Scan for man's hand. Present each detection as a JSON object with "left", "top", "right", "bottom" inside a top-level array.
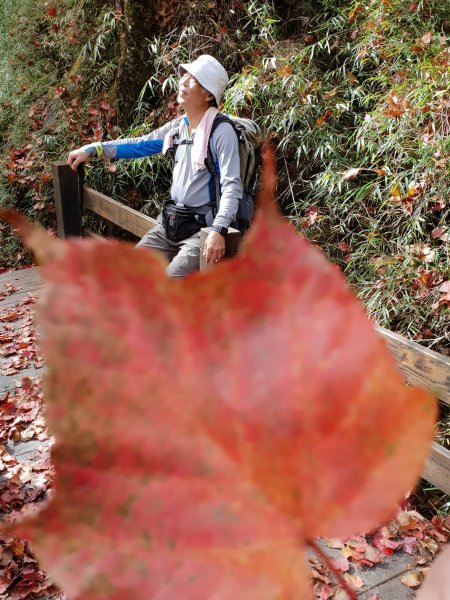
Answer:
[
  {"left": 204, "top": 231, "right": 226, "bottom": 264},
  {"left": 67, "top": 149, "right": 90, "bottom": 172}
]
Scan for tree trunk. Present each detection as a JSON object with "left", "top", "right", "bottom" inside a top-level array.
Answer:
[{"left": 113, "top": 0, "right": 158, "bottom": 127}]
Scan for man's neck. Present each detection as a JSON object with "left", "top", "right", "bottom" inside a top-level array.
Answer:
[{"left": 184, "top": 106, "right": 210, "bottom": 133}]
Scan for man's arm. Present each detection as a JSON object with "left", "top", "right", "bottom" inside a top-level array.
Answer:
[
  {"left": 210, "top": 122, "right": 242, "bottom": 230},
  {"left": 67, "top": 119, "right": 178, "bottom": 171},
  {"left": 203, "top": 122, "right": 242, "bottom": 264}
]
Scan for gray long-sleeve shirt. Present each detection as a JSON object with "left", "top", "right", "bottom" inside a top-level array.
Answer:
[{"left": 82, "top": 115, "right": 243, "bottom": 229}]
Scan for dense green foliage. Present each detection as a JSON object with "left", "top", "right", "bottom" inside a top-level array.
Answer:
[{"left": 1, "top": 0, "right": 450, "bottom": 352}]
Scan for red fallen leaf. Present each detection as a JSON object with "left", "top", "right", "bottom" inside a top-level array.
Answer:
[
  {"left": 431, "top": 226, "right": 448, "bottom": 241},
  {"left": 373, "top": 536, "right": 402, "bottom": 555},
  {"left": 277, "top": 64, "right": 293, "bottom": 77},
  {"left": 318, "top": 584, "right": 333, "bottom": 599},
  {"left": 343, "top": 573, "right": 364, "bottom": 590},
  {"left": 46, "top": 6, "right": 57, "bottom": 17},
  {"left": 363, "top": 544, "right": 382, "bottom": 565},
  {"left": 324, "top": 538, "right": 343, "bottom": 549},
  {"left": 421, "top": 31, "right": 432, "bottom": 47},
  {"left": 432, "top": 280, "right": 450, "bottom": 311},
  {"left": 348, "top": 3, "right": 362, "bottom": 22},
  {"left": 338, "top": 241, "right": 351, "bottom": 253},
  {"left": 397, "top": 509, "right": 420, "bottom": 530},
  {"left": 0, "top": 149, "right": 436, "bottom": 598},
  {"left": 343, "top": 168, "right": 361, "bottom": 180},
  {"left": 10, "top": 539, "right": 25, "bottom": 557},
  {"left": 331, "top": 556, "right": 349, "bottom": 572},
  {"left": 37, "top": 175, "right": 51, "bottom": 188},
  {"left": 1, "top": 312, "right": 20, "bottom": 322},
  {"left": 302, "top": 207, "right": 319, "bottom": 228},
  {"left": 431, "top": 199, "right": 446, "bottom": 211},
  {"left": 66, "top": 31, "right": 78, "bottom": 44},
  {"left": 316, "top": 110, "right": 333, "bottom": 127},
  {"left": 342, "top": 537, "right": 369, "bottom": 562},
  {"left": 401, "top": 536, "right": 417, "bottom": 554}
]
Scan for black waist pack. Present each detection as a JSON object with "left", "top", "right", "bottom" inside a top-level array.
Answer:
[{"left": 162, "top": 202, "right": 205, "bottom": 243}]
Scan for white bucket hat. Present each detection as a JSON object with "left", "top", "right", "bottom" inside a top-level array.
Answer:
[{"left": 179, "top": 55, "right": 229, "bottom": 106}]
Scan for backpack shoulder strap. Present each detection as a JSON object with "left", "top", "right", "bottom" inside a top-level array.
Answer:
[
  {"left": 205, "top": 114, "right": 240, "bottom": 175},
  {"left": 165, "top": 116, "right": 187, "bottom": 158}
]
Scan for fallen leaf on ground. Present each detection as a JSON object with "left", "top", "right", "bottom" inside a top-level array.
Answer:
[{"left": 401, "top": 569, "right": 424, "bottom": 588}]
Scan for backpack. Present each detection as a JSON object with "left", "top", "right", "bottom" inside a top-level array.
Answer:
[
  {"left": 205, "top": 114, "right": 262, "bottom": 232},
  {"left": 170, "top": 113, "right": 262, "bottom": 232}
]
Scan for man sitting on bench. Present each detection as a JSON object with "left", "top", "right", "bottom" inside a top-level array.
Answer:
[{"left": 67, "top": 54, "right": 242, "bottom": 276}]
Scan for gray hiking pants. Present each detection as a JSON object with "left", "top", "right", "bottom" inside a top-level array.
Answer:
[{"left": 136, "top": 216, "right": 200, "bottom": 277}]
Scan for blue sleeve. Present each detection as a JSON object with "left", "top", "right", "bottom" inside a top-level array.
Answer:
[
  {"left": 81, "top": 120, "right": 176, "bottom": 160},
  {"left": 112, "top": 138, "right": 164, "bottom": 159}
]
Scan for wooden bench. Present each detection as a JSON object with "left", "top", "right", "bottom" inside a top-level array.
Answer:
[{"left": 52, "top": 161, "right": 450, "bottom": 496}]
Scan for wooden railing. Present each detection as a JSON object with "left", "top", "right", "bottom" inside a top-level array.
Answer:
[
  {"left": 52, "top": 162, "right": 241, "bottom": 270},
  {"left": 52, "top": 161, "right": 450, "bottom": 496}
]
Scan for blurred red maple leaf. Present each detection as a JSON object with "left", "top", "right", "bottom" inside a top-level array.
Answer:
[
  {"left": 0, "top": 148, "right": 436, "bottom": 599},
  {"left": 416, "top": 545, "right": 450, "bottom": 599}
]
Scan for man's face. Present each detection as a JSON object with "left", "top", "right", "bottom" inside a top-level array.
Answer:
[{"left": 177, "top": 70, "right": 212, "bottom": 110}]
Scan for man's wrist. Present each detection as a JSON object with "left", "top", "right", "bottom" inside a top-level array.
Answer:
[{"left": 211, "top": 225, "right": 228, "bottom": 237}]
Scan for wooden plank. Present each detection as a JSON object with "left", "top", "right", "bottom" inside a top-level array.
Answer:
[
  {"left": 0, "top": 288, "right": 42, "bottom": 307},
  {"left": 358, "top": 574, "right": 413, "bottom": 600},
  {"left": 0, "top": 267, "right": 40, "bottom": 284},
  {"left": 0, "top": 274, "right": 42, "bottom": 292},
  {"left": 0, "top": 270, "right": 42, "bottom": 304},
  {"left": 84, "top": 187, "right": 157, "bottom": 238},
  {"left": 377, "top": 326, "right": 450, "bottom": 407},
  {"left": 423, "top": 442, "right": 450, "bottom": 496},
  {"left": 84, "top": 228, "right": 105, "bottom": 240},
  {"left": 52, "top": 162, "right": 83, "bottom": 238}
]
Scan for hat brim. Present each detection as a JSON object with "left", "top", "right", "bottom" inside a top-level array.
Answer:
[{"left": 179, "top": 64, "right": 191, "bottom": 77}]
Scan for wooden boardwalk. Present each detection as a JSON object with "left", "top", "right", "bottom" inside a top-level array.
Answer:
[{"left": 1, "top": 266, "right": 445, "bottom": 599}]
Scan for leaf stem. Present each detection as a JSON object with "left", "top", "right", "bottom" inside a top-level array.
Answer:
[{"left": 309, "top": 539, "right": 357, "bottom": 600}]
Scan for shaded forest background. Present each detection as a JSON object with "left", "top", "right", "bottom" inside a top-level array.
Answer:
[{"left": 1, "top": 0, "right": 450, "bottom": 351}]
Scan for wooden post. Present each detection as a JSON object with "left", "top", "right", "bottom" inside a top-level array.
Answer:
[
  {"left": 199, "top": 227, "right": 242, "bottom": 271},
  {"left": 52, "top": 162, "right": 84, "bottom": 238}
]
